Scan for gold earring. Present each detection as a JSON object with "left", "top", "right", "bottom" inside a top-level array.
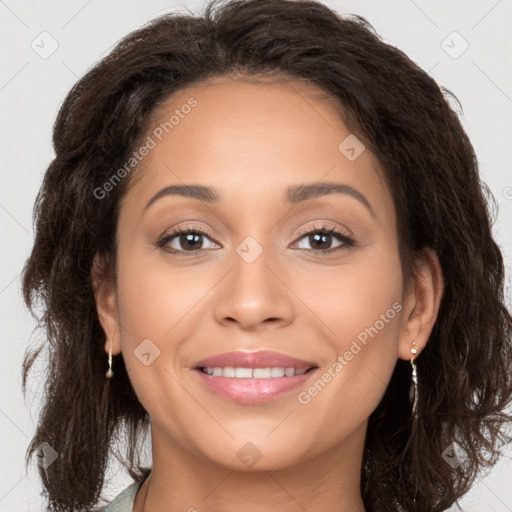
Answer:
[
  {"left": 409, "top": 340, "right": 419, "bottom": 419},
  {"left": 106, "top": 329, "right": 115, "bottom": 379}
]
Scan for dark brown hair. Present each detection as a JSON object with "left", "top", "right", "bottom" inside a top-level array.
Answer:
[{"left": 22, "top": 0, "right": 512, "bottom": 510}]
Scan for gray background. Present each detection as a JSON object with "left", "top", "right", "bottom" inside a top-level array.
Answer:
[{"left": 1, "top": 0, "right": 511, "bottom": 510}]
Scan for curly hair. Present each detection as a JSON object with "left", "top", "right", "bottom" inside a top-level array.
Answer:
[{"left": 21, "top": 0, "right": 512, "bottom": 510}]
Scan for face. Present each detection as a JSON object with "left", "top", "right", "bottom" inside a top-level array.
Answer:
[{"left": 102, "top": 77, "right": 410, "bottom": 470}]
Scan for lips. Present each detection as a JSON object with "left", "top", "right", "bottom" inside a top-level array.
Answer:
[
  {"left": 194, "top": 350, "right": 317, "bottom": 371},
  {"left": 191, "top": 350, "right": 319, "bottom": 404}
]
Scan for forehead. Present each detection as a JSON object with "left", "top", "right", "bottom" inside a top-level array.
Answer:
[{"left": 121, "top": 77, "right": 393, "bottom": 220}]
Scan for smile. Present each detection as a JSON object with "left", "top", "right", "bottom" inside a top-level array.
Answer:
[{"left": 199, "top": 366, "right": 310, "bottom": 378}]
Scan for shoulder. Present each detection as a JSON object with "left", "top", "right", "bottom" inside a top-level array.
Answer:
[{"left": 98, "top": 482, "right": 139, "bottom": 512}]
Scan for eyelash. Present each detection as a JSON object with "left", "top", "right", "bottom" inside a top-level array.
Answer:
[{"left": 156, "top": 224, "right": 355, "bottom": 256}]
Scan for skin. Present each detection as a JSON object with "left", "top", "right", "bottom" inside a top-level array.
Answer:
[{"left": 93, "top": 76, "right": 443, "bottom": 512}]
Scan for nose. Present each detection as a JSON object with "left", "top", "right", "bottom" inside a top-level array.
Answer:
[{"left": 213, "top": 243, "right": 295, "bottom": 331}]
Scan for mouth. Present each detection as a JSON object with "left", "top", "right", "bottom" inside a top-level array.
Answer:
[
  {"left": 193, "top": 349, "right": 317, "bottom": 372},
  {"left": 196, "top": 366, "right": 317, "bottom": 378},
  {"left": 191, "top": 350, "right": 319, "bottom": 404}
]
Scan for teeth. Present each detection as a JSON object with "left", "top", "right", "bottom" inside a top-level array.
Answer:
[
  {"left": 201, "top": 366, "right": 309, "bottom": 378},
  {"left": 235, "top": 367, "right": 253, "bottom": 378}
]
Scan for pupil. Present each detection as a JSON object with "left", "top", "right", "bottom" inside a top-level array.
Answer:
[
  {"left": 311, "top": 233, "right": 331, "bottom": 250},
  {"left": 181, "top": 233, "right": 202, "bottom": 250}
]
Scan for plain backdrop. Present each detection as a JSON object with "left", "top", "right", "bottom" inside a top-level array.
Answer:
[{"left": 1, "top": 0, "right": 511, "bottom": 510}]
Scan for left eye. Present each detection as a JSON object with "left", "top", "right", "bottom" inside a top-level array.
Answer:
[{"left": 293, "top": 227, "right": 353, "bottom": 252}]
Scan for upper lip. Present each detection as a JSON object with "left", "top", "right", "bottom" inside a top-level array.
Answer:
[{"left": 194, "top": 350, "right": 317, "bottom": 370}]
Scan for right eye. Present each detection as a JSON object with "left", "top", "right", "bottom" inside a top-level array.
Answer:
[{"left": 156, "top": 227, "right": 221, "bottom": 255}]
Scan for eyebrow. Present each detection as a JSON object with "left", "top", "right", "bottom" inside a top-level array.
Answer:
[
  {"left": 143, "top": 182, "right": 374, "bottom": 217},
  {"left": 143, "top": 185, "right": 218, "bottom": 212},
  {"left": 286, "top": 182, "right": 375, "bottom": 217}
]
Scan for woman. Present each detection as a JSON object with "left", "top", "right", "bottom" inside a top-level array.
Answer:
[{"left": 21, "top": 0, "right": 512, "bottom": 511}]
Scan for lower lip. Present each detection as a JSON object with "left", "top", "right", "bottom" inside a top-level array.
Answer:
[{"left": 193, "top": 368, "right": 318, "bottom": 404}]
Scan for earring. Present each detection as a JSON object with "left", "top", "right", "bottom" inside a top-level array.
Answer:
[
  {"left": 409, "top": 340, "right": 419, "bottom": 419},
  {"left": 106, "top": 331, "right": 114, "bottom": 379}
]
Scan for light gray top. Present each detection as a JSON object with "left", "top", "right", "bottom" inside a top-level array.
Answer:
[{"left": 99, "top": 482, "right": 139, "bottom": 512}]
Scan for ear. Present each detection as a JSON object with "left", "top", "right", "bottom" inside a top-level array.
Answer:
[
  {"left": 397, "top": 247, "right": 444, "bottom": 361},
  {"left": 91, "top": 252, "right": 122, "bottom": 356}
]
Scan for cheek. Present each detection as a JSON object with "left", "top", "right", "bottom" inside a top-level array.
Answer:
[
  {"left": 295, "top": 240, "right": 403, "bottom": 348},
  {"left": 116, "top": 248, "right": 214, "bottom": 339},
  {"left": 293, "top": 242, "right": 403, "bottom": 414},
  {"left": 114, "top": 246, "right": 220, "bottom": 400},
  {"left": 113, "top": 251, "right": 199, "bottom": 425}
]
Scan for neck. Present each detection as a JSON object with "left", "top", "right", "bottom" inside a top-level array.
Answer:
[{"left": 134, "top": 421, "right": 367, "bottom": 512}]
